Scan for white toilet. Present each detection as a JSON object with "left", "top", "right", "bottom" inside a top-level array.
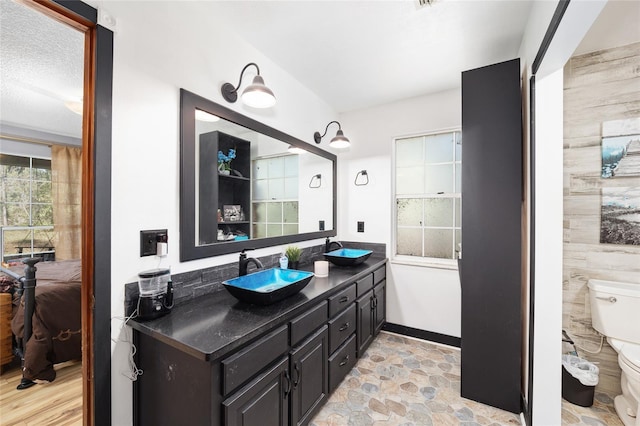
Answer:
[{"left": 588, "top": 279, "right": 640, "bottom": 426}]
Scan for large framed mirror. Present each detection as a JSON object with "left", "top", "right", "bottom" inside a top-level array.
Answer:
[{"left": 180, "top": 89, "right": 337, "bottom": 261}]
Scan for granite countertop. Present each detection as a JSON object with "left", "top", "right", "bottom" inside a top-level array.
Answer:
[{"left": 129, "top": 255, "right": 387, "bottom": 362}]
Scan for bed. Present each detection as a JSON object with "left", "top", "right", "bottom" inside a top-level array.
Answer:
[{"left": 0, "top": 258, "right": 81, "bottom": 389}]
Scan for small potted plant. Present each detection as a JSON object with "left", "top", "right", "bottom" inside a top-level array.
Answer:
[{"left": 285, "top": 245, "right": 302, "bottom": 270}]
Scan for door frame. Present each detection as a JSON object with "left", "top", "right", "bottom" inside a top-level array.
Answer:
[{"left": 25, "top": 1, "right": 113, "bottom": 425}]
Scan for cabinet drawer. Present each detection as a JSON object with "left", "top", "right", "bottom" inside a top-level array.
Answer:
[
  {"left": 290, "top": 301, "right": 328, "bottom": 347},
  {"left": 328, "top": 334, "right": 357, "bottom": 393},
  {"left": 373, "top": 266, "right": 386, "bottom": 285},
  {"left": 356, "top": 274, "right": 374, "bottom": 296},
  {"left": 328, "top": 284, "right": 356, "bottom": 317},
  {"left": 328, "top": 304, "right": 356, "bottom": 354},
  {"left": 221, "top": 325, "right": 289, "bottom": 396}
]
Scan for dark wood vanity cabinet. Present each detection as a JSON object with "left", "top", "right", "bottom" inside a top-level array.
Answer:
[
  {"left": 290, "top": 326, "right": 329, "bottom": 426},
  {"left": 134, "top": 263, "right": 386, "bottom": 426},
  {"left": 356, "top": 269, "right": 386, "bottom": 356},
  {"left": 223, "top": 356, "right": 290, "bottom": 426}
]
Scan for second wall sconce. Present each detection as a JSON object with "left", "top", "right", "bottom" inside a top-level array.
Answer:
[
  {"left": 221, "top": 62, "right": 276, "bottom": 109},
  {"left": 314, "top": 121, "right": 351, "bottom": 149}
]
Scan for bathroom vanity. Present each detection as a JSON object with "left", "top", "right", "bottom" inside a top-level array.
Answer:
[{"left": 129, "top": 258, "right": 386, "bottom": 426}]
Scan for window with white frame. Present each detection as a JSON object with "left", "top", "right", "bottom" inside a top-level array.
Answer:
[{"left": 394, "top": 130, "right": 461, "bottom": 262}]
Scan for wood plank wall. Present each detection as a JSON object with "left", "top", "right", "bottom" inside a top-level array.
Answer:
[{"left": 563, "top": 41, "right": 640, "bottom": 396}]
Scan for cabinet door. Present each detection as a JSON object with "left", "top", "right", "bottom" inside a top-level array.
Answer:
[
  {"left": 373, "top": 280, "right": 386, "bottom": 335},
  {"left": 223, "top": 356, "right": 289, "bottom": 426},
  {"left": 290, "top": 326, "right": 328, "bottom": 426},
  {"left": 356, "top": 291, "right": 374, "bottom": 356}
]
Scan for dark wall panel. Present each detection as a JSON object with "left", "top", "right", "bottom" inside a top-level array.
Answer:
[{"left": 460, "top": 58, "right": 523, "bottom": 414}]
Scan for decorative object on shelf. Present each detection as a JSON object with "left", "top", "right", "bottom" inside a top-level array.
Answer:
[
  {"left": 218, "top": 148, "right": 236, "bottom": 174},
  {"left": 309, "top": 174, "right": 321, "bottom": 189},
  {"left": 223, "top": 205, "right": 242, "bottom": 222},
  {"left": 314, "top": 120, "right": 351, "bottom": 149},
  {"left": 285, "top": 245, "right": 302, "bottom": 270},
  {"left": 220, "top": 62, "right": 276, "bottom": 109},
  {"left": 217, "top": 209, "right": 223, "bottom": 223},
  {"left": 354, "top": 170, "right": 369, "bottom": 186}
]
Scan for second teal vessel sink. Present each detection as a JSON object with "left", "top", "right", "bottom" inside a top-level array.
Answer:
[
  {"left": 324, "top": 248, "right": 373, "bottom": 266},
  {"left": 222, "top": 268, "right": 314, "bottom": 305}
]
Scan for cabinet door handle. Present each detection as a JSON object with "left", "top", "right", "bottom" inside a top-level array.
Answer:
[
  {"left": 339, "top": 296, "right": 349, "bottom": 303},
  {"left": 339, "top": 322, "right": 350, "bottom": 332},
  {"left": 339, "top": 355, "right": 350, "bottom": 367},
  {"left": 293, "top": 363, "right": 300, "bottom": 388},
  {"left": 283, "top": 370, "right": 291, "bottom": 396}
]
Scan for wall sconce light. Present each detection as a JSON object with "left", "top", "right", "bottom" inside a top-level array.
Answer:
[
  {"left": 309, "top": 174, "right": 321, "bottom": 188},
  {"left": 354, "top": 170, "right": 369, "bottom": 186},
  {"left": 221, "top": 62, "right": 276, "bottom": 108},
  {"left": 314, "top": 121, "right": 350, "bottom": 149}
]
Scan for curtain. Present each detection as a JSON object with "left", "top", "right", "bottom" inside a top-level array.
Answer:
[{"left": 51, "top": 145, "right": 82, "bottom": 260}]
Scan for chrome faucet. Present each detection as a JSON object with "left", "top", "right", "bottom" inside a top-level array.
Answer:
[
  {"left": 325, "top": 237, "right": 343, "bottom": 253},
  {"left": 239, "top": 249, "right": 264, "bottom": 276}
]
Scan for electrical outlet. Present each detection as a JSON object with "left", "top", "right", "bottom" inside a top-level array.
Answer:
[
  {"left": 319, "top": 220, "right": 325, "bottom": 231},
  {"left": 140, "top": 229, "right": 168, "bottom": 257},
  {"left": 357, "top": 221, "right": 365, "bottom": 232}
]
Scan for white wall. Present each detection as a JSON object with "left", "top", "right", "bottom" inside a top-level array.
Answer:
[
  {"left": 339, "top": 89, "right": 461, "bottom": 337},
  {"left": 99, "top": 2, "right": 338, "bottom": 424}
]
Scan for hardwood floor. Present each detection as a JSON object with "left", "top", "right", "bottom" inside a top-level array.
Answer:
[{"left": 0, "top": 360, "right": 82, "bottom": 425}]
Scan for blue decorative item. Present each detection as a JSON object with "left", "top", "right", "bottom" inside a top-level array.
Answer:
[{"left": 217, "top": 148, "right": 236, "bottom": 173}]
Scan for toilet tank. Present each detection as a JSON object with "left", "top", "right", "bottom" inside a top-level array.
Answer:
[{"left": 588, "top": 279, "right": 640, "bottom": 344}]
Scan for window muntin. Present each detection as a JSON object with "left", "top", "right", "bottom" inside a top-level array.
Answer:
[{"left": 395, "top": 130, "right": 461, "bottom": 262}]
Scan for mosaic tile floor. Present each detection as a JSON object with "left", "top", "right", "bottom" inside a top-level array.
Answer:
[
  {"left": 561, "top": 393, "right": 624, "bottom": 426},
  {"left": 311, "top": 332, "right": 623, "bottom": 426}
]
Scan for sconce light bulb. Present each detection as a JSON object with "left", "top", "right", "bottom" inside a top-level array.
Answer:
[{"left": 241, "top": 75, "right": 276, "bottom": 108}]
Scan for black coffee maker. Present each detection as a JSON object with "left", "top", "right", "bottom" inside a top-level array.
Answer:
[{"left": 137, "top": 268, "right": 173, "bottom": 321}]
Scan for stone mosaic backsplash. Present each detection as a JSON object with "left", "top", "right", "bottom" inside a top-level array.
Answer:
[{"left": 124, "top": 241, "right": 385, "bottom": 315}]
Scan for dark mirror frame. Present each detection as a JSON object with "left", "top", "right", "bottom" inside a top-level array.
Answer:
[{"left": 180, "top": 88, "right": 337, "bottom": 261}]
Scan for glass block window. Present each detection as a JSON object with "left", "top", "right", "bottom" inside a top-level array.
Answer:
[
  {"left": 0, "top": 154, "right": 54, "bottom": 262},
  {"left": 252, "top": 155, "right": 299, "bottom": 238},
  {"left": 395, "top": 130, "right": 461, "bottom": 261}
]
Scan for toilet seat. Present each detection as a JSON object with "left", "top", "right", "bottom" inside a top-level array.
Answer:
[{"left": 620, "top": 344, "right": 640, "bottom": 374}]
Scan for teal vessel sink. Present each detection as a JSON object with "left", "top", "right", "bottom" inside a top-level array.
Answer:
[
  {"left": 324, "top": 248, "right": 373, "bottom": 266},
  {"left": 222, "top": 268, "right": 314, "bottom": 305}
]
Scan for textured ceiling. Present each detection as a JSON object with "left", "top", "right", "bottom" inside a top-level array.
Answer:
[{"left": 0, "top": 0, "right": 84, "bottom": 139}]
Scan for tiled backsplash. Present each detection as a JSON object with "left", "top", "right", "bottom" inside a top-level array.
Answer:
[{"left": 124, "top": 241, "right": 385, "bottom": 316}]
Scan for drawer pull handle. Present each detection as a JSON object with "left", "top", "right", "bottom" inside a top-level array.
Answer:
[
  {"left": 339, "top": 322, "right": 350, "bottom": 331},
  {"left": 339, "top": 296, "right": 349, "bottom": 303},
  {"left": 596, "top": 296, "right": 617, "bottom": 303},
  {"left": 339, "top": 355, "right": 350, "bottom": 367}
]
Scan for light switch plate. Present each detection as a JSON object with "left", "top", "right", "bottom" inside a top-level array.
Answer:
[{"left": 357, "top": 221, "right": 364, "bottom": 232}]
